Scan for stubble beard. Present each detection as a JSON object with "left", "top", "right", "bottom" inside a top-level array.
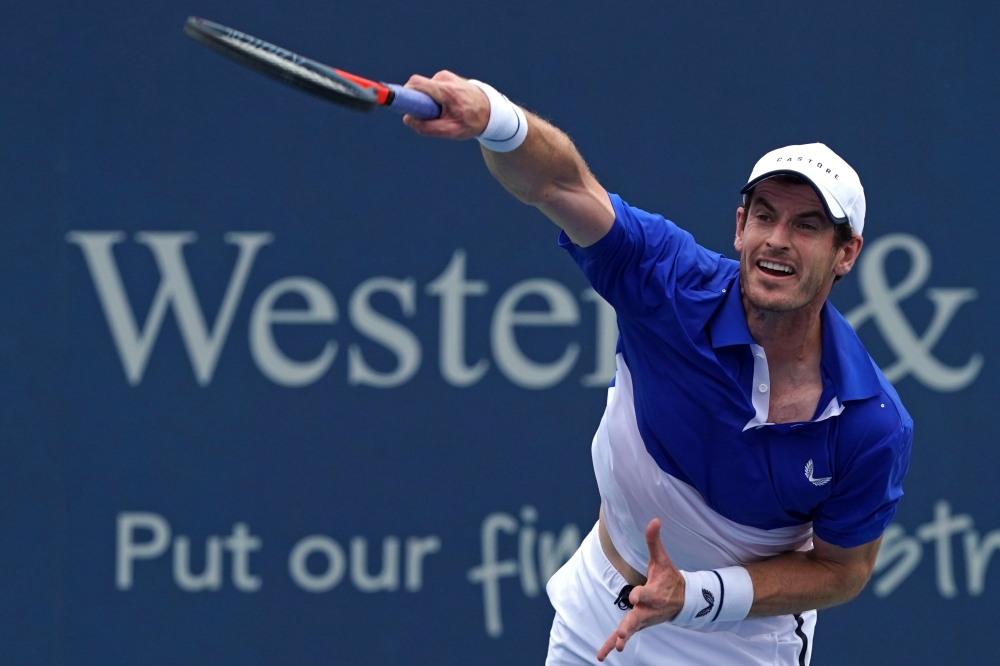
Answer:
[{"left": 738, "top": 252, "right": 831, "bottom": 314}]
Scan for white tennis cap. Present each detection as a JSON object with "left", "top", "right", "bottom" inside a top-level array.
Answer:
[{"left": 741, "top": 143, "right": 866, "bottom": 236}]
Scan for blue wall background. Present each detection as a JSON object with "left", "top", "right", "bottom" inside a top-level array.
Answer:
[{"left": 2, "top": 1, "right": 998, "bottom": 663}]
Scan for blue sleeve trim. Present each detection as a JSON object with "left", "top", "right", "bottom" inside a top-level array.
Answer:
[
  {"left": 813, "top": 514, "right": 897, "bottom": 549},
  {"left": 557, "top": 193, "right": 627, "bottom": 258},
  {"left": 812, "top": 419, "right": 913, "bottom": 549}
]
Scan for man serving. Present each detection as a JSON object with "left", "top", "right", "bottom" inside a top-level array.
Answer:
[{"left": 402, "top": 72, "right": 912, "bottom": 666}]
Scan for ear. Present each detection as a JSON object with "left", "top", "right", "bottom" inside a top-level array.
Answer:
[
  {"left": 834, "top": 233, "right": 864, "bottom": 278},
  {"left": 734, "top": 206, "right": 747, "bottom": 254}
]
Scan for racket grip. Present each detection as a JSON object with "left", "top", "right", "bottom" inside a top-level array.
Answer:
[{"left": 386, "top": 84, "right": 442, "bottom": 120}]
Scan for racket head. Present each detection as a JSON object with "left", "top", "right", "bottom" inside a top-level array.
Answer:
[{"left": 184, "top": 17, "right": 378, "bottom": 112}]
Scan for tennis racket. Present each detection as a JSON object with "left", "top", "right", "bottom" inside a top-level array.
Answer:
[{"left": 183, "top": 17, "right": 442, "bottom": 120}]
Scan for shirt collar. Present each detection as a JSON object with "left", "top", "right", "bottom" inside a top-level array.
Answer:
[
  {"left": 819, "top": 299, "right": 882, "bottom": 402},
  {"left": 709, "top": 278, "right": 881, "bottom": 403},
  {"left": 708, "top": 278, "right": 754, "bottom": 348}
]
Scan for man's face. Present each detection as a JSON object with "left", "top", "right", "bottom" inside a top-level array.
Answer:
[{"left": 735, "top": 179, "right": 861, "bottom": 313}]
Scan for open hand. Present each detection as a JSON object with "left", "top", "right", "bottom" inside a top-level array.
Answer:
[
  {"left": 401, "top": 71, "right": 490, "bottom": 140},
  {"left": 597, "top": 518, "right": 686, "bottom": 661}
]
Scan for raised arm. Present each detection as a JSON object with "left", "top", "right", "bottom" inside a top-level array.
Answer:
[{"left": 401, "top": 71, "right": 614, "bottom": 247}]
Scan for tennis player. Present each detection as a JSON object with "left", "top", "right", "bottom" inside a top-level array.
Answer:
[{"left": 402, "top": 72, "right": 912, "bottom": 666}]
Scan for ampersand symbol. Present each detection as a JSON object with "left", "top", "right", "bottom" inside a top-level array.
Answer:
[{"left": 845, "top": 233, "right": 982, "bottom": 392}]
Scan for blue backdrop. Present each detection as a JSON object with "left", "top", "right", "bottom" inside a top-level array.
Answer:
[{"left": 2, "top": 1, "right": 998, "bottom": 663}]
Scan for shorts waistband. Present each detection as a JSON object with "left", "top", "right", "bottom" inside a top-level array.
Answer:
[{"left": 580, "top": 521, "right": 633, "bottom": 599}]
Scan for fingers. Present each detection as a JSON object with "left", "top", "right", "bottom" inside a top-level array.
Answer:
[
  {"left": 597, "top": 608, "right": 648, "bottom": 661},
  {"left": 644, "top": 518, "right": 673, "bottom": 568},
  {"left": 596, "top": 629, "right": 618, "bottom": 662},
  {"left": 629, "top": 583, "right": 645, "bottom": 608},
  {"left": 644, "top": 517, "right": 662, "bottom": 545},
  {"left": 400, "top": 70, "right": 490, "bottom": 139},
  {"left": 431, "top": 69, "right": 461, "bottom": 82},
  {"left": 404, "top": 74, "right": 445, "bottom": 101},
  {"left": 402, "top": 114, "right": 430, "bottom": 135},
  {"left": 403, "top": 114, "right": 467, "bottom": 138},
  {"left": 404, "top": 71, "right": 460, "bottom": 98},
  {"left": 402, "top": 114, "right": 429, "bottom": 134},
  {"left": 595, "top": 528, "right": 685, "bottom": 664},
  {"left": 596, "top": 621, "right": 631, "bottom": 661}
]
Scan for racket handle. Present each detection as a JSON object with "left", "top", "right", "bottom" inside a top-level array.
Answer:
[{"left": 386, "top": 84, "right": 442, "bottom": 120}]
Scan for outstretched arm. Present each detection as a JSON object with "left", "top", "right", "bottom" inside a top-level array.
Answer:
[
  {"left": 402, "top": 71, "right": 614, "bottom": 247},
  {"left": 598, "top": 519, "right": 881, "bottom": 661}
]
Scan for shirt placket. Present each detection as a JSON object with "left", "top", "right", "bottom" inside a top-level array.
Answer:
[{"left": 743, "top": 343, "right": 771, "bottom": 431}]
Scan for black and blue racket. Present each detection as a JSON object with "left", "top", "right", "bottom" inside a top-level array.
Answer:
[{"left": 183, "top": 17, "right": 442, "bottom": 120}]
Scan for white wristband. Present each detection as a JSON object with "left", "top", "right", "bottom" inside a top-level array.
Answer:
[
  {"left": 670, "top": 566, "right": 754, "bottom": 626},
  {"left": 467, "top": 80, "right": 528, "bottom": 152}
]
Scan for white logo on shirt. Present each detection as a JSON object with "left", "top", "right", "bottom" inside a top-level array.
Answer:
[{"left": 805, "top": 459, "right": 832, "bottom": 486}]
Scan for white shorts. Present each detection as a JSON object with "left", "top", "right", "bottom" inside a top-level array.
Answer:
[{"left": 544, "top": 523, "right": 815, "bottom": 666}]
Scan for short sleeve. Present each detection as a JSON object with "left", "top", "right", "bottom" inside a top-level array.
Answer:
[
  {"left": 812, "top": 420, "right": 913, "bottom": 549},
  {"left": 559, "top": 193, "right": 729, "bottom": 316}
]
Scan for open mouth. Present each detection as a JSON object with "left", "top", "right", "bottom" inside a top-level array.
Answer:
[{"left": 756, "top": 260, "right": 796, "bottom": 278}]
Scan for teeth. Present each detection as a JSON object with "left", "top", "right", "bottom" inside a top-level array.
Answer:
[{"left": 758, "top": 260, "right": 793, "bottom": 274}]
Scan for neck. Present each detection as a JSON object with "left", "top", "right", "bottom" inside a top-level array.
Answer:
[{"left": 742, "top": 293, "right": 826, "bottom": 369}]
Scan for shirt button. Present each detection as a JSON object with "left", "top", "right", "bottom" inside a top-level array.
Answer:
[{"left": 758, "top": 383, "right": 768, "bottom": 392}]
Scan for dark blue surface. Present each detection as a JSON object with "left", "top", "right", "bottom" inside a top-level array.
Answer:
[{"left": 1, "top": 1, "right": 998, "bottom": 664}]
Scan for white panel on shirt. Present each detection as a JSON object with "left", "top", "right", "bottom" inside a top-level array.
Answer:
[{"left": 593, "top": 353, "right": 815, "bottom": 577}]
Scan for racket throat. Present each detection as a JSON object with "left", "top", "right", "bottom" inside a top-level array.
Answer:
[{"left": 333, "top": 69, "right": 392, "bottom": 105}]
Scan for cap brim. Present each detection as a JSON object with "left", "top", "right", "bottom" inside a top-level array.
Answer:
[{"left": 740, "top": 170, "right": 849, "bottom": 226}]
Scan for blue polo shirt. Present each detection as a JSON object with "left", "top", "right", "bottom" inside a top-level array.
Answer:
[{"left": 560, "top": 194, "right": 912, "bottom": 549}]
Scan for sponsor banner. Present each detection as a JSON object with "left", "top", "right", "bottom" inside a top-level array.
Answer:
[{"left": 2, "top": 2, "right": 998, "bottom": 665}]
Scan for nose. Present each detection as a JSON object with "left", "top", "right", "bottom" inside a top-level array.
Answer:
[{"left": 765, "top": 219, "right": 792, "bottom": 250}]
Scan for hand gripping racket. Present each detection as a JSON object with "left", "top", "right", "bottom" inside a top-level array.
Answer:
[{"left": 183, "top": 17, "right": 442, "bottom": 120}]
